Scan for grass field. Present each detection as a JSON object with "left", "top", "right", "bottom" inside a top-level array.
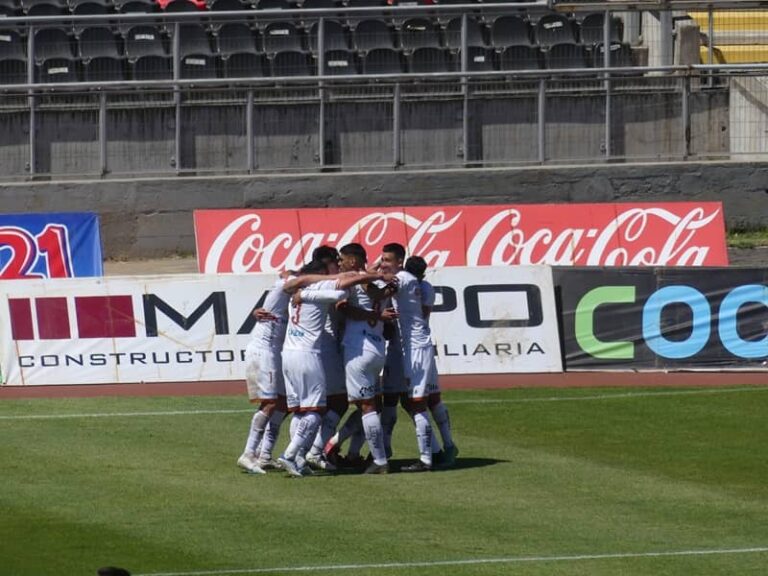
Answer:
[{"left": 2, "top": 385, "right": 767, "bottom": 576}]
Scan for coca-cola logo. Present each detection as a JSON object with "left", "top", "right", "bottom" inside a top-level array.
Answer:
[{"left": 197, "top": 203, "right": 728, "bottom": 273}]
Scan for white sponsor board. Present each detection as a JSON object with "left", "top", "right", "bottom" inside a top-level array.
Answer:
[{"left": 0, "top": 267, "right": 562, "bottom": 385}]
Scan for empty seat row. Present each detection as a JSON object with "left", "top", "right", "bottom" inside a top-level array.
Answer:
[{"left": 0, "top": 42, "right": 634, "bottom": 83}]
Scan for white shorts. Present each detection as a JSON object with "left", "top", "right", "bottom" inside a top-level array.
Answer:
[
  {"left": 282, "top": 349, "right": 326, "bottom": 411},
  {"left": 244, "top": 345, "right": 284, "bottom": 402},
  {"left": 407, "top": 345, "right": 439, "bottom": 400},
  {"left": 381, "top": 341, "right": 407, "bottom": 395},
  {"left": 344, "top": 343, "right": 385, "bottom": 402},
  {"left": 321, "top": 346, "right": 346, "bottom": 397}
]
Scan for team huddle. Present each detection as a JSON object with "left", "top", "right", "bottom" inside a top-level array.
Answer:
[{"left": 237, "top": 242, "right": 458, "bottom": 477}]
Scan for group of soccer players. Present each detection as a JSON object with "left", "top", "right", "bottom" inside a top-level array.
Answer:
[{"left": 236, "top": 242, "right": 458, "bottom": 477}]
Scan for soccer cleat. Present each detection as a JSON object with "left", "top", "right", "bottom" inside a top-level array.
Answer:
[
  {"left": 441, "top": 444, "right": 459, "bottom": 468},
  {"left": 363, "top": 461, "right": 389, "bottom": 475},
  {"left": 306, "top": 453, "right": 337, "bottom": 472},
  {"left": 278, "top": 455, "right": 304, "bottom": 478},
  {"left": 256, "top": 457, "right": 282, "bottom": 470},
  {"left": 401, "top": 460, "right": 432, "bottom": 473},
  {"left": 237, "top": 454, "right": 266, "bottom": 475}
]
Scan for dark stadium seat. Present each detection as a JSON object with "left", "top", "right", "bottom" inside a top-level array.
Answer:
[
  {"left": 301, "top": 0, "right": 335, "bottom": 9},
  {"left": 546, "top": 42, "right": 589, "bottom": 69},
  {"left": 78, "top": 27, "right": 122, "bottom": 60},
  {"left": 0, "top": 57, "right": 26, "bottom": 83},
  {"left": 132, "top": 54, "right": 172, "bottom": 78},
  {"left": 69, "top": 0, "right": 110, "bottom": 15},
  {"left": 83, "top": 55, "right": 128, "bottom": 80},
  {"left": 256, "top": 0, "right": 294, "bottom": 9},
  {"left": 322, "top": 48, "right": 357, "bottom": 75},
  {"left": 352, "top": 19, "right": 395, "bottom": 52},
  {"left": 0, "top": 30, "right": 26, "bottom": 61},
  {"left": 22, "top": 0, "right": 66, "bottom": 16},
  {"left": 399, "top": 17, "right": 441, "bottom": 51},
  {"left": 0, "top": 0, "right": 21, "bottom": 17},
  {"left": 206, "top": 0, "right": 247, "bottom": 10},
  {"left": 33, "top": 28, "right": 74, "bottom": 63},
  {"left": 271, "top": 49, "right": 313, "bottom": 76},
  {"left": 409, "top": 46, "right": 452, "bottom": 73},
  {"left": 490, "top": 15, "right": 533, "bottom": 49},
  {"left": 176, "top": 24, "right": 214, "bottom": 57},
  {"left": 180, "top": 54, "right": 218, "bottom": 77},
  {"left": 125, "top": 25, "right": 168, "bottom": 59},
  {"left": 116, "top": 0, "right": 155, "bottom": 11},
  {"left": 308, "top": 20, "right": 348, "bottom": 53},
  {"left": 362, "top": 46, "right": 401, "bottom": 74},
  {"left": 535, "top": 13, "right": 578, "bottom": 48},
  {"left": 594, "top": 41, "right": 633, "bottom": 68},
  {"left": 499, "top": 45, "right": 542, "bottom": 71},
  {"left": 37, "top": 57, "right": 78, "bottom": 82},
  {"left": 223, "top": 51, "right": 268, "bottom": 77},
  {"left": 460, "top": 46, "right": 494, "bottom": 71},
  {"left": 580, "top": 12, "right": 623, "bottom": 46},
  {"left": 216, "top": 23, "right": 259, "bottom": 56},
  {"left": 445, "top": 17, "right": 486, "bottom": 51},
  {"left": 263, "top": 21, "right": 303, "bottom": 54}
]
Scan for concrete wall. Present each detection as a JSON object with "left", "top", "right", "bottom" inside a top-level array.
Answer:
[{"left": 0, "top": 161, "right": 766, "bottom": 259}]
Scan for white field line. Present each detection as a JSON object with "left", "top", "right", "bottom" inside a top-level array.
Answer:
[
  {"left": 0, "top": 386, "right": 766, "bottom": 422},
  {"left": 134, "top": 546, "right": 768, "bottom": 576}
]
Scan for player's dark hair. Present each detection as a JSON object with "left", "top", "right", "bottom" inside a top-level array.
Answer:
[
  {"left": 299, "top": 259, "right": 329, "bottom": 275},
  {"left": 405, "top": 255, "right": 428, "bottom": 280},
  {"left": 382, "top": 242, "right": 406, "bottom": 262},
  {"left": 340, "top": 243, "right": 367, "bottom": 264},
  {"left": 311, "top": 245, "right": 339, "bottom": 263}
]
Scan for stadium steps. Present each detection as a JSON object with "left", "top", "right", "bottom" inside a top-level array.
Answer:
[{"left": 690, "top": 10, "right": 768, "bottom": 63}]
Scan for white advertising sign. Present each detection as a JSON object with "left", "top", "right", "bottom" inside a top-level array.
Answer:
[{"left": 0, "top": 267, "right": 562, "bottom": 386}]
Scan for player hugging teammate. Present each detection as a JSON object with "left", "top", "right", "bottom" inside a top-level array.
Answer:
[{"left": 237, "top": 243, "right": 458, "bottom": 477}]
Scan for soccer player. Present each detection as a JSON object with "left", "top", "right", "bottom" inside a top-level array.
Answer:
[
  {"left": 237, "top": 271, "right": 293, "bottom": 474},
  {"left": 379, "top": 243, "right": 438, "bottom": 472},
  {"left": 337, "top": 242, "right": 397, "bottom": 474},
  {"left": 278, "top": 260, "right": 387, "bottom": 478},
  {"left": 404, "top": 255, "right": 458, "bottom": 467}
]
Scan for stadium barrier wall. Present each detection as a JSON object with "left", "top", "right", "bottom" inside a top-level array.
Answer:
[
  {"left": 555, "top": 267, "right": 768, "bottom": 371},
  {"left": 1, "top": 161, "right": 766, "bottom": 260},
  {"left": 0, "top": 266, "right": 563, "bottom": 386}
]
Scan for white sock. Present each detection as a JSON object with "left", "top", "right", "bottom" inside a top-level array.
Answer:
[
  {"left": 348, "top": 428, "right": 366, "bottom": 458},
  {"left": 258, "top": 410, "right": 285, "bottom": 461},
  {"left": 381, "top": 404, "right": 398, "bottom": 455},
  {"left": 309, "top": 410, "right": 341, "bottom": 458},
  {"left": 244, "top": 411, "right": 269, "bottom": 455},
  {"left": 297, "top": 412, "right": 322, "bottom": 461},
  {"left": 284, "top": 414, "right": 305, "bottom": 460},
  {"left": 289, "top": 413, "right": 300, "bottom": 440},
  {"left": 431, "top": 403, "right": 454, "bottom": 449},
  {"left": 362, "top": 411, "right": 387, "bottom": 466},
  {"left": 413, "top": 411, "right": 433, "bottom": 466}
]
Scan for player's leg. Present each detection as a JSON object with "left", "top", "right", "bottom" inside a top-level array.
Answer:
[
  {"left": 307, "top": 348, "right": 346, "bottom": 470},
  {"left": 257, "top": 395, "right": 287, "bottom": 469},
  {"left": 347, "top": 347, "right": 388, "bottom": 474},
  {"left": 429, "top": 392, "right": 458, "bottom": 467},
  {"left": 238, "top": 347, "right": 271, "bottom": 474},
  {"left": 401, "top": 348, "right": 434, "bottom": 472}
]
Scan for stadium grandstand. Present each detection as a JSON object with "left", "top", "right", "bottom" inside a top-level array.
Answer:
[{"left": 0, "top": 0, "right": 767, "bottom": 176}]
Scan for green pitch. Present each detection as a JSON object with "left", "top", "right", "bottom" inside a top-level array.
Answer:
[{"left": 1, "top": 386, "right": 767, "bottom": 576}]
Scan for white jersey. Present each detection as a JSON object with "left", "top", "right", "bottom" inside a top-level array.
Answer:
[
  {"left": 392, "top": 270, "right": 433, "bottom": 350},
  {"left": 421, "top": 280, "right": 435, "bottom": 309},
  {"left": 250, "top": 276, "right": 292, "bottom": 351},
  {"left": 320, "top": 304, "right": 342, "bottom": 352},
  {"left": 283, "top": 279, "right": 347, "bottom": 354},
  {"left": 342, "top": 280, "right": 388, "bottom": 354}
]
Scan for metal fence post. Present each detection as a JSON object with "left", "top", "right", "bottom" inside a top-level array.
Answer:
[
  {"left": 461, "top": 13, "right": 469, "bottom": 164},
  {"left": 318, "top": 17, "right": 326, "bottom": 167},
  {"left": 173, "top": 21, "right": 181, "bottom": 174},
  {"left": 27, "top": 25, "right": 35, "bottom": 177},
  {"left": 393, "top": 82, "right": 401, "bottom": 168},
  {"left": 604, "top": 10, "right": 611, "bottom": 159},
  {"left": 681, "top": 74, "right": 691, "bottom": 159},
  {"left": 537, "top": 78, "right": 546, "bottom": 164},
  {"left": 99, "top": 92, "right": 108, "bottom": 176},
  {"left": 246, "top": 89, "right": 254, "bottom": 173}
]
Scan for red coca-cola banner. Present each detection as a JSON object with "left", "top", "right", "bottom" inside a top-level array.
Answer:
[{"left": 194, "top": 203, "right": 729, "bottom": 273}]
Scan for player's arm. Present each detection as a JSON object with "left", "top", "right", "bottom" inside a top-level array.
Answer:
[
  {"left": 282, "top": 274, "right": 331, "bottom": 294},
  {"left": 338, "top": 302, "right": 398, "bottom": 323},
  {"left": 294, "top": 288, "right": 348, "bottom": 305}
]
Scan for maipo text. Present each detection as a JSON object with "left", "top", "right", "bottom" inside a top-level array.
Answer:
[{"left": 194, "top": 203, "right": 729, "bottom": 273}]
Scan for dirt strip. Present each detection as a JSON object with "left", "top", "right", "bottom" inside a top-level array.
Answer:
[{"left": 1, "top": 372, "right": 767, "bottom": 399}]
